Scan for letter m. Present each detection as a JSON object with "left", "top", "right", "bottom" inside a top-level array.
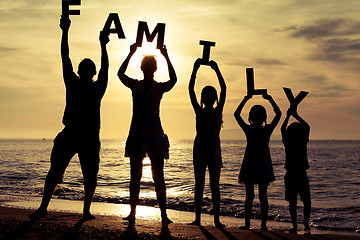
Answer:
[{"left": 136, "top": 21, "right": 165, "bottom": 49}]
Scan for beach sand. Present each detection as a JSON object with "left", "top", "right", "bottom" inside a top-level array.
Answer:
[{"left": 1, "top": 198, "right": 359, "bottom": 240}]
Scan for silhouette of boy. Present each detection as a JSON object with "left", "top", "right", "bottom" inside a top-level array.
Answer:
[
  {"left": 30, "top": 17, "right": 110, "bottom": 220},
  {"left": 281, "top": 105, "right": 311, "bottom": 234},
  {"left": 118, "top": 43, "right": 177, "bottom": 225}
]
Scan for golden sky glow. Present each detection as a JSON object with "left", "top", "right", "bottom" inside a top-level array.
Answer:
[{"left": 0, "top": 0, "right": 359, "bottom": 139}]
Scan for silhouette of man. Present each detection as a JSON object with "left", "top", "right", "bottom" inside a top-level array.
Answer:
[
  {"left": 30, "top": 17, "right": 110, "bottom": 220},
  {"left": 118, "top": 43, "right": 177, "bottom": 225}
]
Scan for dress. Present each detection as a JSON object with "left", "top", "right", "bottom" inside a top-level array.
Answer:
[
  {"left": 125, "top": 80, "right": 170, "bottom": 159},
  {"left": 238, "top": 125, "right": 276, "bottom": 185},
  {"left": 193, "top": 107, "right": 223, "bottom": 168}
]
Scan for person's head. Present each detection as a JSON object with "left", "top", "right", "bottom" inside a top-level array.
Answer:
[
  {"left": 201, "top": 85, "right": 218, "bottom": 108},
  {"left": 286, "top": 122, "right": 308, "bottom": 141},
  {"left": 248, "top": 105, "right": 267, "bottom": 126},
  {"left": 78, "top": 58, "right": 96, "bottom": 80},
  {"left": 140, "top": 55, "right": 157, "bottom": 74}
]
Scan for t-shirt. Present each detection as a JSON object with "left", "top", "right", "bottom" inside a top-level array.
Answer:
[
  {"left": 282, "top": 125, "right": 310, "bottom": 171},
  {"left": 62, "top": 73, "right": 105, "bottom": 132}
]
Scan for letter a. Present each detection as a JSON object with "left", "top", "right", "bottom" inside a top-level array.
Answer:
[
  {"left": 102, "top": 13, "right": 125, "bottom": 39},
  {"left": 62, "top": 0, "right": 81, "bottom": 18},
  {"left": 136, "top": 21, "right": 165, "bottom": 49}
]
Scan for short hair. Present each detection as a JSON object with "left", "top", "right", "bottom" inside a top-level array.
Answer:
[
  {"left": 78, "top": 58, "right": 96, "bottom": 77},
  {"left": 248, "top": 105, "right": 267, "bottom": 125},
  {"left": 287, "top": 122, "right": 308, "bottom": 141},
  {"left": 200, "top": 85, "right": 218, "bottom": 107},
  {"left": 141, "top": 55, "right": 157, "bottom": 73}
]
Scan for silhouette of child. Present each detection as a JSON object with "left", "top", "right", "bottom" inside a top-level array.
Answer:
[
  {"left": 118, "top": 43, "right": 177, "bottom": 225},
  {"left": 188, "top": 59, "right": 226, "bottom": 228},
  {"left": 234, "top": 93, "right": 281, "bottom": 230},
  {"left": 281, "top": 105, "right": 311, "bottom": 234},
  {"left": 30, "top": 17, "right": 110, "bottom": 220}
]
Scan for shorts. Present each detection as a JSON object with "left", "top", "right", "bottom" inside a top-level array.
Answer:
[
  {"left": 125, "top": 133, "right": 169, "bottom": 160},
  {"left": 45, "top": 128, "right": 100, "bottom": 185},
  {"left": 285, "top": 170, "right": 310, "bottom": 202}
]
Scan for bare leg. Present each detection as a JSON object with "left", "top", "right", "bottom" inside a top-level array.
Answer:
[
  {"left": 289, "top": 200, "right": 297, "bottom": 233},
  {"left": 259, "top": 184, "right": 269, "bottom": 231},
  {"left": 209, "top": 167, "right": 225, "bottom": 228},
  {"left": 240, "top": 184, "right": 254, "bottom": 229},
  {"left": 124, "top": 157, "right": 143, "bottom": 221},
  {"left": 303, "top": 198, "right": 311, "bottom": 231},
  {"left": 188, "top": 164, "right": 206, "bottom": 226},
  {"left": 29, "top": 181, "right": 57, "bottom": 219},
  {"left": 83, "top": 183, "right": 96, "bottom": 220},
  {"left": 151, "top": 157, "right": 172, "bottom": 225}
]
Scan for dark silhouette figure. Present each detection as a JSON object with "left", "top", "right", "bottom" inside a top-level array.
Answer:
[
  {"left": 234, "top": 93, "right": 281, "bottom": 230},
  {"left": 281, "top": 105, "right": 311, "bottom": 234},
  {"left": 30, "top": 17, "right": 110, "bottom": 220},
  {"left": 188, "top": 59, "right": 226, "bottom": 228},
  {"left": 118, "top": 43, "right": 177, "bottom": 225}
]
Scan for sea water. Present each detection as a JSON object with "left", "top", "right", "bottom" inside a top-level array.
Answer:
[{"left": 0, "top": 139, "right": 359, "bottom": 231}]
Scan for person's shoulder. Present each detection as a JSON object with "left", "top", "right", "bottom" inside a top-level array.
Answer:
[{"left": 65, "top": 73, "right": 79, "bottom": 87}]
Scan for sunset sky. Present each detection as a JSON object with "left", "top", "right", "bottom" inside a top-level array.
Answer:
[{"left": 1, "top": 0, "right": 359, "bottom": 140}]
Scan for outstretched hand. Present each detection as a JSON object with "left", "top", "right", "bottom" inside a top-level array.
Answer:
[
  {"left": 194, "top": 58, "right": 202, "bottom": 69},
  {"left": 130, "top": 43, "right": 138, "bottom": 54},
  {"left": 99, "top": 31, "right": 110, "bottom": 45},
  {"left": 209, "top": 60, "right": 218, "bottom": 70},
  {"left": 60, "top": 17, "right": 71, "bottom": 31},
  {"left": 262, "top": 93, "right": 272, "bottom": 100},
  {"left": 244, "top": 94, "right": 252, "bottom": 101},
  {"left": 287, "top": 104, "right": 298, "bottom": 116},
  {"left": 160, "top": 45, "right": 168, "bottom": 57}
]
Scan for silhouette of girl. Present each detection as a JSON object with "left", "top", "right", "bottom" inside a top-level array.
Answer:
[
  {"left": 188, "top": 58, "right": 226, "bottom": 228},
  {"left": 118, "top": 43, "right": 177, "bottom": 225},
  {"left": 234, "top": 93, "right": 281, "bottom": 230}
]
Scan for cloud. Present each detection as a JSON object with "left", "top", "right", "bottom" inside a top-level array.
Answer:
[
  {"left": 0, "top": 46, "right": 17, "bottom": 56},
  {"left": 273, "top": 25, "right": 297, "bottom": 33},
  {"left": 290, "top": 18, "right": 360, "bottom": 63},
  {"left": 302, "top": 74, "right": 352, "bottom": 98},
  {"left": 256, "top": 58, "right": 286, "bottom": 66}
]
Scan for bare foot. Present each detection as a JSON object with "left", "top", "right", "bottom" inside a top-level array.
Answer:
[
  {"left": 239, "top": 225, "right": 250, "bottom": 230},
  {"left": 162, "top": 217, "right": 173, "bottom": 226},
  {"left": 289, "top": 227, "right": 297, "bottom": 234},
  {"left": 260, "top": 226, "right": 268, "bottom": 231},
  {"left": 123, "top": 214, "right": 135, "bottom": 222},
  {"left": 188, "top": 220, "right": 201, "bottom": 226},
  {"left": 82, "top": 212, "right": 95, "bottom": 221},
  {"left": 29, "top": 208, "right": 47, "bottom": 220},
  {"left": 215, "top": 221, "right": 226, "bottom": 228}
]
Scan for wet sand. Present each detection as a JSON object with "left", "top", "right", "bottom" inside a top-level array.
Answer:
[{"left": 1, "top": 204, "right": 359, "bottom": 240}]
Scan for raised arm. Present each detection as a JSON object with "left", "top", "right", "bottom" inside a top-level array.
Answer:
[
  {"left": 60, "top": 17, "right": 74, "bottom": 85},
  {"left": 234, "top": 94, "right": 252, "bottom": 130},
  {"left": 117, "top": 43, "right": 137, "bottom": 88},
  {"left": 189, "top": 58, "right": 202, "bottom": 112},
  {"left": 209, "top": 60, "right": 226, "bottom": 112},
  {"left": 159, "top": 45, "right": 177, "bottom": 92},
  {"left": 281, "top": 107, "right": 292, "bottom": 138},
  {"left": 96, "top": 31, "right": 110, "bottom": 97},
  {"left": 263, "top": 93, "right": 282, "bottom": 129},
  {"left": 292, "top": 107, "right": 310, "bottom": 133}
]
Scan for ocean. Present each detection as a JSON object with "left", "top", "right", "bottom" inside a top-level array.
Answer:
[{"left": 0, "top": 139, "right": 359, "bottom": 232}]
